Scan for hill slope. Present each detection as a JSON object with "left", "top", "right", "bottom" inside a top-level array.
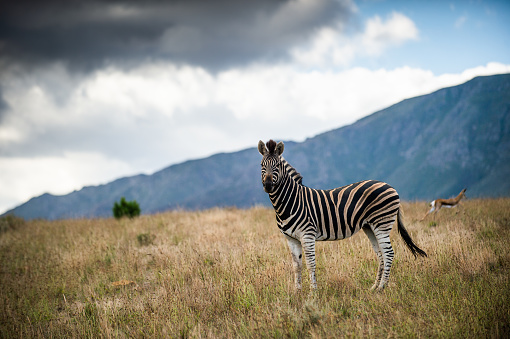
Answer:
[{"left": 5, "top": 74, "right": 510, "bottom": 220}]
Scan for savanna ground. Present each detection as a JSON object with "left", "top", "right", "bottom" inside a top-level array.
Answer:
[{"left": 1, "top": 199, "right": 509, "bottom": 338}]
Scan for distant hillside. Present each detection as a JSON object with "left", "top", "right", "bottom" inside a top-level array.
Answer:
[{"left": 5, "top": 73, "right": 510, "bottom": 220}]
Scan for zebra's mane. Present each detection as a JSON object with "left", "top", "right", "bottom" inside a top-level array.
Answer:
[{"left": 281, "top": 157, "right": 303, "bottom": 185}]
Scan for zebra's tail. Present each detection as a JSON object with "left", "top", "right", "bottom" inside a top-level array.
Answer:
[{"left": 397, "top": 209, "right": 427, "bottom": 258}]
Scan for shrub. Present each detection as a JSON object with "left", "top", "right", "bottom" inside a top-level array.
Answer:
[
  {"left": 136, "top": 232, "right": 155, "bottom": 246},
  {"left": 0, "top": 215, "right": 26, "bottom": 233},
  {"left": 112, "top": 197, "right": 141, "bottom": 219}
]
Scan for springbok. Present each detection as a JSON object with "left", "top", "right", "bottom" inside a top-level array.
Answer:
[{"left": 421, "top": 188, "right": 467, "bottom": 221}]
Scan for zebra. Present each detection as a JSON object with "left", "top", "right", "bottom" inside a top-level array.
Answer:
[{"left": 258, "top": 139, "right": 427, "bottom": 291}]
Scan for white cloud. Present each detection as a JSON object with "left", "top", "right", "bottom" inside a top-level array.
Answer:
[
  {"left": 291, "top": 11, "right": 418, "bottom": 68},
  {"left": 0, "top": 152, "right": 133, "bottom": 213},
  {"left": 455, "top": 15, "right": 467, "bottom": 28},
  {"left": 362, "top": 12, "right": 419, "bottom": 55},
  {"left": 78, "top": 64, "right": 216, "bottom": 118}
]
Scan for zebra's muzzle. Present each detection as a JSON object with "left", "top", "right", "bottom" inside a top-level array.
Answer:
[
  {"left": 264, "top": 180, "right": 273, "bottom": 193},
  {"left": 263, "top": 172, "right": 274, "bottom": 192}
]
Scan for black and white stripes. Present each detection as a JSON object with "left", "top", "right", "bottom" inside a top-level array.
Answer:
[{"left": 258, "top": 139, "right": 426, "bottom": 290}]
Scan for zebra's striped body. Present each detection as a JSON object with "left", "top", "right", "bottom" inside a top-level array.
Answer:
[{"left": 258, "top": 139, "right": 427, "bottom": 290}]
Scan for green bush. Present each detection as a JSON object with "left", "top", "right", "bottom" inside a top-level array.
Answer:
[
  {"left": 0, "top": 215, "right": 26, "bottom": 233},
  {"left": 136, "top": 232, "right": 155, "bottom": 246},
  {"left": 112, "top": 197, "right": 141, "bottom": 219}
]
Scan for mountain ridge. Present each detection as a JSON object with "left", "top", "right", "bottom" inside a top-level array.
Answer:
[{"left": 5, "top": 73, "right": 510, "bottom": 220}]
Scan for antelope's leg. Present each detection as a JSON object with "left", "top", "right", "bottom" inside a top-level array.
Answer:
[
  {"left": 433, "top": 203, "right": 442, "bottom": 221},
  {"left": 421, "top": 203, "right": 436, "bottom": 221}
]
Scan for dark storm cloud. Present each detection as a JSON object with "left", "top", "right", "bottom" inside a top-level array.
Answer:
[
  {"left": 0, "top": 0, "right": 354, "bottom": 71},
  {"left": 0, "top": 87, "right": 8, "bottom": 119}
]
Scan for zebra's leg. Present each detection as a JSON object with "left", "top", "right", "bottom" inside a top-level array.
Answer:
[
  {"left": 362, "top": 225, "right": 384, "bottom": 290},
  {"left": 284, "top": 235, "right": 303, "bottom": 290},
  {"left": 372, "top": 221, "right": 395, "bottom": 290},
  {"left": 301, "top": 235, "right": 317, "bottom": 290}
]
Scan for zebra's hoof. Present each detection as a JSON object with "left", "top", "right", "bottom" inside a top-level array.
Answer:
[
  {"left": 376, "top": 284, "right": 386, "bottom": 291},
  {"left": 308, "top": 289, "right": 318, "bottom": 298}
]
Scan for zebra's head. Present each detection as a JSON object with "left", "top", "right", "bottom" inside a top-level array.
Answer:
[{"left": 258, "top": 139, "right": 285, "bottom": 193}]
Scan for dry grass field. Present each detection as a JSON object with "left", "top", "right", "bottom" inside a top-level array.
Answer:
[{"left": 1, "top": 199, "right": 509, "bottom": 338}]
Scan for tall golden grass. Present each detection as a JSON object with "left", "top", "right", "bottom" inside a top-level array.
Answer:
[{"left": 1, "top": 199, "right": 509, "bottom": 338}]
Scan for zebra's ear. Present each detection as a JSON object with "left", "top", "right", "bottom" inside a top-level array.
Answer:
[
  {"left": 276, "top": 141, "right": 284, "bottom": 155},
  {"left": 258, "top": 140, "right": 267, "bottom": 155}
]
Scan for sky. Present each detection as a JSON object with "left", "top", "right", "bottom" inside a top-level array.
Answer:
[{"left": 0, "top": 0, "right": 509, "bottom": 214}]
